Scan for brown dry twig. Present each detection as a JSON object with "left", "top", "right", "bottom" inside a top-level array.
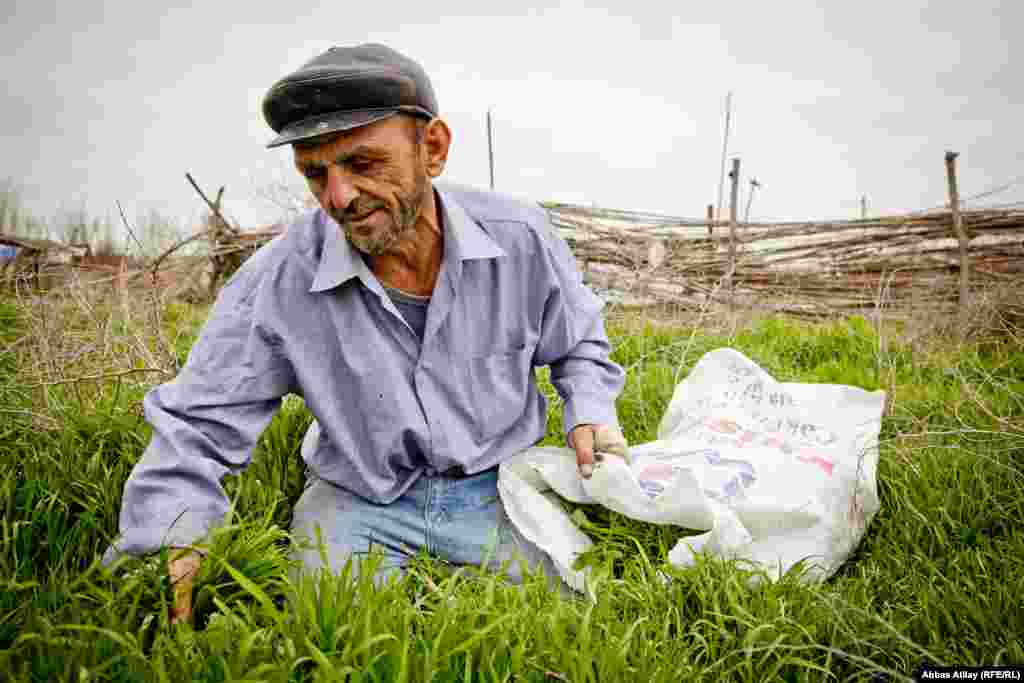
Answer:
[
  {"left": 21, "top": 367, "right": 173, "bottom": 389},
  {"left": 186, "top": 172, "right": 239, "bottom": 235},
  {"left": 149, "top": 226, "right": 220, "bottom": 279},
  {"left": 0, "top": 407, "right": 60, "bottom": 430}
]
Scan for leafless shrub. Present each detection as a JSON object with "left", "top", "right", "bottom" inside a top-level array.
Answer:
[
  {"left": 898, "top": 278, "right": 1024, "bottom": 356},
  {"left": 3, "top": 266, "right": 206, "bottom": 420}
]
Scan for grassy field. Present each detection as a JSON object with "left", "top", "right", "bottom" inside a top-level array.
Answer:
[{"left": 0, "top": 288, "right": 1022, "bottom": 682}]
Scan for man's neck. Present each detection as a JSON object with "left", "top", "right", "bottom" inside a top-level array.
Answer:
[{"left": 366, "top": 188, "right": 444, "bottom": 297}]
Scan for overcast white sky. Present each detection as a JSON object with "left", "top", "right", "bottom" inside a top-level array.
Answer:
[{"left": 2, "top": 0, "right": 1021, "bottom": 239}]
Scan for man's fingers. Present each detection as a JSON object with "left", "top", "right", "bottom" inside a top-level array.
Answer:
[
  {"left": 570, "top": 423, "right": 629, "bottom": 478},
  {"left": 572, "top": 424, "right": 595, "bottom": 464},
  {"left": 168, "top": 551, "right": 202, "bottom": 625},
  {"left": 570, "top": 424, "right": 596, "bottom": 478},
  {"left": 593, "top": 424, "right": 628, "bottom": 458},
  {"left": 170, "top": 576, "right": 193, "bottom": 624}
]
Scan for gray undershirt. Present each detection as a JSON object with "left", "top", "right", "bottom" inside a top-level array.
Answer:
[{"left": 382, "top": 284, "right": 431, "bottom": 341}]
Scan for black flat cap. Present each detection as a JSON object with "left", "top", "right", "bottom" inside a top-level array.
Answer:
[{"left": 262, "top": 43, "right": 438, "bottom": 149}]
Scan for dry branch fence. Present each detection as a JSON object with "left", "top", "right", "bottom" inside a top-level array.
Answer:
[
  {"left": 5, "top": 205, "right": 1023, "bottom": 318},
  {"left": 547, "top": 203, "right": 1024, "bottom": 317},
  {"left": 3, "top": 171, "right": 1023, "bottom": 321}
]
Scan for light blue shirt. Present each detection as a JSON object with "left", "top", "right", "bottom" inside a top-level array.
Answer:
[{"left": 107, "top": 182, "right": 625, "bottom": 558}]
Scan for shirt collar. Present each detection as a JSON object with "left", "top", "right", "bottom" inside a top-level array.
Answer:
[{"left": 309, "top": 186, "right": 506, "bottom": 294}]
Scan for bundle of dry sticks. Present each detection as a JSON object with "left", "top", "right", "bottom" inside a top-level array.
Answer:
[{"left": 546, "top": 204, "right": 1024, "bottom": 316}]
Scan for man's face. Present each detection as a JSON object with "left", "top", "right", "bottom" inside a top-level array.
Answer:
[{"left": 292, "top": 115, "right": 430, "bottom": 256}]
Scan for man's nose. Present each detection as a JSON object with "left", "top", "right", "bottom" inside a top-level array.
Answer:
[{"left": 323, "top": 165, "right": 359, "bottom": 213}]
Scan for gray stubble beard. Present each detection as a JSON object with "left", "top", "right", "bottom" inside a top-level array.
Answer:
[{"left": 340, "top": 157, "right": 431, "bottom": 257}]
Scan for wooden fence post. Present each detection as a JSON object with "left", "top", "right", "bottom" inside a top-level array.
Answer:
[
  {"left": 728, "top": 158, "right": 741, "bottom": 308},
  {"left": 944, "top": 151, "right": 970, "bottom": 315},
  {"left": 487, "top": 106, "right": 496, "bottom": 191},
  {"left": 744, "top": 178, "right": 760, "bottom": 223},
  {"left": 701, "top": 204, "right": 715, "bottom": 304}
]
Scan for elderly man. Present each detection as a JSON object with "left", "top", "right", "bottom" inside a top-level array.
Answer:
[{"left": 104, "top": 43, "right": 627, "bottom": 623}]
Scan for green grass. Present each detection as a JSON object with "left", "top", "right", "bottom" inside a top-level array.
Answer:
[{"left": 1, "top": 299, "right": 1022, "bottom": 681}]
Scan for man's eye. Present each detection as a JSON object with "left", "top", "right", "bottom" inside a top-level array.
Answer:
[
  {"left": 304, "top": 168, "right": 325, "bottom": 180},
  {"left": 351, "top": 161, "right": 373, "bottom": 173}
]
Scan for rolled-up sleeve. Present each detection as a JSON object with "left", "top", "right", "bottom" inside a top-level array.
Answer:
[
  {"left": 531, "top": 221, "right": 626, "bottom": 444},
  {"left": 103, "top": 270, "right": 296, "bottom": 562}
]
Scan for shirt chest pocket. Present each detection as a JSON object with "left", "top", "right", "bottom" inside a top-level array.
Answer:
[{"left": 465, "top": 342, "right": 534, "bottom": 443}]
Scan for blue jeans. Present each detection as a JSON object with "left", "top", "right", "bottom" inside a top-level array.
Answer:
[{"left": 290, "top": 467, "right": 561, "bottom": 590}]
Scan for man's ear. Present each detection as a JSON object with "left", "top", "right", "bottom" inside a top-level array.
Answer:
[{"left": 423, "top": 118, "right": 451, "bottom": 178}]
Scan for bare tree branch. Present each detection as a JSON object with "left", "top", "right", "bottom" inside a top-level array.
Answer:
[{"left": 186, "top": 172, "right": 239, "bottom": 235}]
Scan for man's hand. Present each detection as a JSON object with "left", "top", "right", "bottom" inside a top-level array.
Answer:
[
  {"left": 569, "top": 423, "right": 628, "bottom": 478},
  {"left": 168, "top": 548, "right": 203, "bottom": 625}
]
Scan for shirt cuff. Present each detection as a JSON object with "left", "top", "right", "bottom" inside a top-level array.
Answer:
[
  {"left": 562, "top": 394, "right": 620, "bottom": 448},
  {"left": 101, "top": 507, "right": 220, "bottom": 565}
]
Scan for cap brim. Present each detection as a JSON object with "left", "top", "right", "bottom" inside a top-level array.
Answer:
[{"left": 265, "top": 108, "right": 400, "bottom": 149}]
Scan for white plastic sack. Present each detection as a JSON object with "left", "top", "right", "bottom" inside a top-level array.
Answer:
[{"left": 498, "top": 348, "right": 886, "bottom": 594}]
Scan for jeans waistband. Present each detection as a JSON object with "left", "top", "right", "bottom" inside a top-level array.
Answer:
[{"left": 432, "top": 464, "right": 498, "bottom": 479}]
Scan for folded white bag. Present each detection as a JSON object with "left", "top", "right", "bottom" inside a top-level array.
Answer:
[{"left": 498, "top": 348, "right": 886, "bottom": 593}]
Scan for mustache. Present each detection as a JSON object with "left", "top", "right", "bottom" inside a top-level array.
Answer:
[{"left": 340, "top": 201, "right": 386, "bottom": 221}]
